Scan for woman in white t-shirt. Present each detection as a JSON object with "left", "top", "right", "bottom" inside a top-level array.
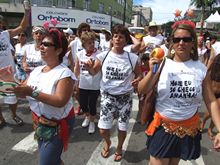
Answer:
[
  {"left": 138, "top": 21, "right": 220, "bottom": 164},
  {"left": 22, "top": 26, "right": 45, "bottom": 76},
  {"left": 14, "top": 31, "right": 28, "bottom": 82},
  {"left": 0, "top": 6, "right": 30, "bottom": 128},
  {"left": 12, "top": 28, "right": 76, "bottom": 165},
  {"left": 74, "top": 31, "right": 101, "bottom": 134},
  {"left": 84, "top": 24, "right": 142, "bottom": 161},
  {"left": 197, "top": 35, "right": 208, "bottom": 65}
]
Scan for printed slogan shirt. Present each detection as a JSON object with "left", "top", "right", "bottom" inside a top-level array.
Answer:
[
  {"left": 97, "top": 51, "right": 138, "bottom": 95},
  {"left": 156, "top": 58, "right": 207, "bottom": 121}
]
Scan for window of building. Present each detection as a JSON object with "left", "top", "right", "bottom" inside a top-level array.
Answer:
[
  {"left": 98, "top": 3, "right": 104, "bottom": 13},
  {"left": 109, "top": 6, "right": 112, "bottom": 15},
  {"left": 57, "top": 0, "right": 67, "bottom": 7},
  {"left": 83, "top": 0, "right": 91, "bottom": 10},
  {"left": 72, "top": 0, "right": 75, "bottom": 7}
]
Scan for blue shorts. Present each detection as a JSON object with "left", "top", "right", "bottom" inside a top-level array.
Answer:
[
  {"left": 38, "top": 117, "right": 75, "bottom": 165},
  {"left": 15, "top": 65, "right": 26, "bottom": 81},
  {"left": 146, "top": 126, "right": 201, "bottom": 160}
]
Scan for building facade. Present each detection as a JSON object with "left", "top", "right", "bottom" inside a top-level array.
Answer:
[
  {"left": 0, "top": 0, "right": 132, "bottom": 29},
  {"left": 131, "top": 5, "right": 152, "bottom": 27}
]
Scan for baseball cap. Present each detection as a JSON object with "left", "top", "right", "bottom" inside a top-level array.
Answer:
[
  {"left": 32, "top": 26, "right": 46, "bottom": 34},
  {"left": 63, "top": 28, "right": 73, "bottom": 35}
]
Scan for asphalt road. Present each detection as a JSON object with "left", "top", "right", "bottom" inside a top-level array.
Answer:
[{"left": 0, "top": 95, "right": 220, "bottom": 165}]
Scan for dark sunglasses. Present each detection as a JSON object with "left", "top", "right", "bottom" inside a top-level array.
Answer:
[
  {"left": 18, "top": 33, "right": 26, "bottom": 37},
  {"left": 173, "top": 37, "right": 193, "bottom": 43},
  {"left": 34, "top": 32, "right": 43, "bottom": 35},
  {"left": 41, "top": 42, "right": 55, "bottom": 47}
]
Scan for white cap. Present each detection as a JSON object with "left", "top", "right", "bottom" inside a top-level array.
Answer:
[
  {"left": 101, "top": 28, "right": 111, "bottom": 35},
  {"left": 149, "top": 21, "right": 158, "bottom": 27},
  {"left": 63, "top": 28, "right": 73, "bottom": 35},
  {"left": 13, "top": 35, "right": 19, "bottom": 39}
]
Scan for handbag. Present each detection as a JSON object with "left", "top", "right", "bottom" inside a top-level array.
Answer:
[{"left": 140, "top": 58, "right": 166, "bottom": 125}]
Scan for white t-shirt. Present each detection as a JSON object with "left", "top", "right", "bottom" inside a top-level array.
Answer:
[
  {"left": 143, "top": 34, "right": 164, "bottom": 53},
  {"left": 156, "top": 58, "right": 207, "bottom": 121},
  {"left": 212, "top": 41, "right": 220, "bottom": 56},
  {"left": 27, "top": 64, "right": 77, "bottom": 119},
  {"left": 97, "top": 50, "right": 138, "bottom": 95},
  {"left": 25, "top": 44, "right": 44, "bottom": 71},
  {"left": 0, "top": 30, "right": 15, "bottom": 72},
  {"left": 70, "top": 37, "right": 84, "bottom": 62},
  {"left": 198, "top": 46, "right": 208, "bottom": 63},
  {"left": 62, "top": 51, "right": 71, "bottom": 67},
  {"left": 99, "top": 33, "right": 111, "bottom": 51},
  {"left": 77, "top": 49, "right": 101, "bottom": 90},
  {"left": 160, "top": 44, "right": 169, "bottom": 57},
  {"left": 15, "top": 43, "right": 27, "bottom": 66}
]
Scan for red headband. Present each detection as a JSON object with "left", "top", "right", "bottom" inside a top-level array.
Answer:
[
  {"left": 49, "top": 28, "right": 62, "bottom": 48},
  {"left": 172, "top": 20, "right": 196, "bottom": 29}
]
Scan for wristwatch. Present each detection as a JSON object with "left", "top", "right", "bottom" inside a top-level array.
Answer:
[{"left": 31, "top": 90, "right": 40, "bottom": 98}]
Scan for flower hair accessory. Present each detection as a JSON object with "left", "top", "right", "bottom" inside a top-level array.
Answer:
[
  {"left": 43, "top": 18, "right": 59, "bottom": 30},
  {"left": 49, "top": 28, "right": 62, "bottom": 48},
  {"left": 172, "top": 20, "right": 196, "bottom": 29}
]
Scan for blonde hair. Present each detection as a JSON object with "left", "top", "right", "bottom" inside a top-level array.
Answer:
[{"left": 80, "top": 31, "right": 96, "bottom": 48}]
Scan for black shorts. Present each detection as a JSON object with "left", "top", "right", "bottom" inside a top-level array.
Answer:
[{"left": 146, "top": 126, "right": 201, "bottom": 160}]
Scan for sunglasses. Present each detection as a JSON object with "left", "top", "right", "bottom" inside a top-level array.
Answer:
[
  {"left": 41, "top": 42, "right": 55, "bottom": 47},
  {"left": 173, "top": 37, "right": 193, "bottom": 43},
  {"left": 18, "top": 33, "right": 26, "bottom": 37},
  {"left": 34, "top": 32, "right": 43, "bottom": 35}
]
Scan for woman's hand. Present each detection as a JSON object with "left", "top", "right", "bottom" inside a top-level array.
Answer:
[
  {"left": 83, "top": 58, "right": 95, "bottom": 69},
  {"left": 12, "top": 84, "right": 33, "bottom": 98},
  {"left": 148, "top": 57, "right": 163, "bottom": 72},
  {"left": 213, "top": 133, "right": 220, "bottom": 152}
]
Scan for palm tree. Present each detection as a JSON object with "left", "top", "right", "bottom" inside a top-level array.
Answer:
[{"left": 190, "top": 0, "right": 219, "bottom": 34}]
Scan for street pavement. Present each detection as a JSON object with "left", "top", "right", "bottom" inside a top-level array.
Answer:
[{"left": 0, "top": 95, "right": 220, "bottom": 165}]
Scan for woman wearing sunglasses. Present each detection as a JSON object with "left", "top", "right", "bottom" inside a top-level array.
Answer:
[
  {"left": 138, "top": 21, "right": 220, "bottom": 165},
  {"left": 12, "top": 28, "right": 77, "bottom": 165},
  {"left": 14, "top": 31, "right": 28, "bottom": 82},
  {"left": 22, "top": 26, "right": 46, "bottom": 76}
]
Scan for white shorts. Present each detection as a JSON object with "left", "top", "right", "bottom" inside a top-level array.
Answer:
[
  {"left": 98, "top": 91, "right": 132, "bottom": 131},
  {"left": 3, "top": 94, "right": 17, "bottom": 104}
]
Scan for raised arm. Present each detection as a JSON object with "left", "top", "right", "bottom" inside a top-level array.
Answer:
[{"left": 8, "top": 5, "right": 30, "bottom": 38}]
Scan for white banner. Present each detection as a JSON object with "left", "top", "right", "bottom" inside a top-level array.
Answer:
[
  {"left": 31, "top": 6, "right": 111, "bottom": 30},
  {"left": 196, "top": 22, "right": 214, "bottom": 29}
]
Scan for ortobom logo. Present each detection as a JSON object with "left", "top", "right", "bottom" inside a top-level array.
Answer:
[
  {"left": 38, "top": 14, "right": 76, "bottom": 23},
  {"left": 86, "top": 18, "right": 109, "bottom": 26}
]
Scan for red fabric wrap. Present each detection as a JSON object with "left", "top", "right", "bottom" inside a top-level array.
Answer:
[{"left": 31, "top": 108, "right": 75, "bottom": 152}]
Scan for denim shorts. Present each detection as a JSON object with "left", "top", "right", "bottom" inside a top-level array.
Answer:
[{"left": 38, "top": 116, "right": 75, "bottom": 165}]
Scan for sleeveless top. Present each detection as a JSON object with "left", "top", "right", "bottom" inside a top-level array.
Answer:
[{"left": 27, "top": 64, "right": 77, "bottom": 119}]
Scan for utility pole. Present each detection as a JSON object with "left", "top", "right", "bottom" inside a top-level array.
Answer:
[{"left": 123, "top": 0, "right": 127, "bottom": 26}]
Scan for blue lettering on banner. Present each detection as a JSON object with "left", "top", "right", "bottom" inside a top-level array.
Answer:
[
  {"left": 86, "top": 18, "right": 109, "bottom": 26},
  {"left": 38, "top": 14, "right": 76, "bottom": 23}
]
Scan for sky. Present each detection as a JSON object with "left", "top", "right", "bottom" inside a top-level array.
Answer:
[{"left": 133, "top": 0, "right": 193, "bottom": 24}]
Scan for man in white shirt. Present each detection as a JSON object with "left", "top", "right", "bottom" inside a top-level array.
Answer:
[{"left": 140, "top": 21, "right": 164, "bottom": 54}]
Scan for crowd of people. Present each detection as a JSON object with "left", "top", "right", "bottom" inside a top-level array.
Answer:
[{"left": 1, "top": 4, "right": 220, "bottom": 165}]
